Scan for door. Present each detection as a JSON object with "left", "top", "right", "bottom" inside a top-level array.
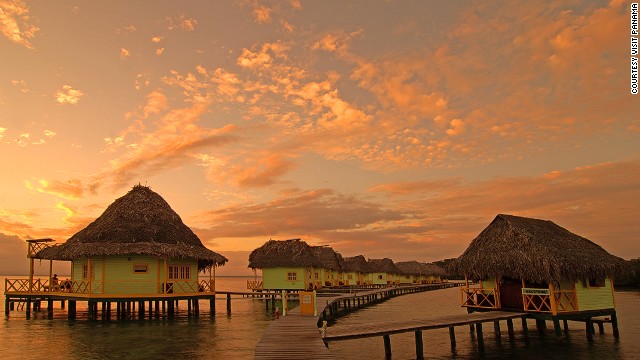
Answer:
[{"left": 499, "top": 277, "right": 524, "bottom": 309}]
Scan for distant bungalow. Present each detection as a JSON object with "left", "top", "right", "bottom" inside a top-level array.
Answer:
[
  {"left": 366, "top": 258, "right": 402, "bottom": 285},
  {"left": 421, "top": 262, "right": 447, "bottom": 284},
  {"left": 248, "top": 239, "right": 320, "bottom": 291},
  {"left": 448, "top": 214, "right": 629, "bottom": 335},
  {"left": 343, "top": 255, "right": 368, "bottom": 286},
  {"left": 34, "top": 185, "right": 228, "bottom": 295}
]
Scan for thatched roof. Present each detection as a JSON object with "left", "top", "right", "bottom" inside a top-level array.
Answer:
[
  {"left": 367, "top": 258, "right": 401, "bottom": 274},
  {"left": 248, "top": 239, "right": 320, "bottom": 269},
  {"left": 311, "top": 246, "right": 345, "bottom": 271},
  {"left": 36, "top": 185, "right": 227, "bottom": 270},
  {"left": 395, "top": 261, "right": 425, "bottom": 275},
  {"left": 343, "top": 255, "right": 368, "bottom": 273},
  {"left": 421, "top": 262, "right": 447, "bottom": 277},
  {"left": 447, "top": 214, "right": 630, "bottom": 283}
]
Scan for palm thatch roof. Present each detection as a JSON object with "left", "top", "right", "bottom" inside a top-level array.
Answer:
[
  {"left": 367, "top": 258, "right": 401, "bottom": 274},
  {"left": 311, "top": 246, "right": 345, "bottom": 271},
  {"left": 36, "top": 185, "right": 227, "bottom": 270},
  {"left": 447, "top": 214, "right": 630, "bottom": 283},
  {"left": 248, "top": 239, "right": 320, "bottom": 269},
  {"left": 420, "top": 262, "right": 447, "bottom": 277},
  {"left": 395, "top": 261, "right": 426, "bottom": 276},
  {"left": 343, "top": 255, "right": 368, "bottom": 273}
]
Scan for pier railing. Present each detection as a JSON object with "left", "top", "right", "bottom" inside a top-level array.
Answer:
[
  {"left": 460, "top": 287, "right": 499, "bottom": 309},
  {"left": 522, "top": 288, "right": 578, "bottom": 313},
  {"left": 4, "top": 278, "right": 216, "bottom": 296}
]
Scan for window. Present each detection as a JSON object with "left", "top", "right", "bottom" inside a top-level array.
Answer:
[
  {"left": 377, "top": 274, "right": 383, "bottom": 280},
  {"left": 287, "top": 272, "right": 297, "bottom": 281},
  {"left": 348, "top": 275, "right": 353, "bottom": 280},
  {"left": 314, "top": 272, "right": 319, "bottom": 279},
  {"left": 168, "top": 265, "right": 191, "bottom": 280},
  {"left": 133, "top": 264, "right": 148, "bottom": 273},
  {"left": 82, "top": 264, "right": 95, "bottom": 280},
  {"left": 587, "top": 277, "right": 605, "bottom": 288}
]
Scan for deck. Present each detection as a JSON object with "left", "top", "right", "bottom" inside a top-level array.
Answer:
[
  {"left": 254, "top": 283, "right": 459, "bottom": 360},
  {"left": 322, "top": 311, "right": 525, "bottom": 342}
]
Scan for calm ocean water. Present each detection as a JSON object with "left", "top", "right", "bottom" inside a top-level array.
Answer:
[{"left": 1, "top": 276, "right": 638, "bottom": 359}]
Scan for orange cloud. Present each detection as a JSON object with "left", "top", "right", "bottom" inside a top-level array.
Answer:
[
  {"left": 0, "top": 0, "right": 39, "bottom": 49},
  {"left": 25, "top": 179, "right": 84, "bottom": 200},
  {"left": 55, "top": 85, "right": 84, "bottom": 105}
]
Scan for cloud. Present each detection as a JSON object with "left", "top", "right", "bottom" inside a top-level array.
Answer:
[
  {"left": 194, "top": 188, "right": 407, "bottom": 240},
  {"left": 151, "top": 35, "right": 163, "bottom": 43},
  {"left": 253, "top": 5, "right": 272, "bottom": 24},
  {"left": 0, "top": 0, "right": 39, "bottom": 49},
  {"left": 54, "top": 85, "right": 84, "bottom": 105},
  {"left": 167, "top": 15, "right": 197, "bottom": 31},
  {"left": 0, "top": 127, "right": 6, "bottom": 140},
  {"left": 120, "top": 48, "right": 130, "bottom": 58},
  {"left": 368, "top": 159, "right": 640, "bottom": 259},
  {"left": 25, "top": 179, "right": 84, "bottom": 200}
]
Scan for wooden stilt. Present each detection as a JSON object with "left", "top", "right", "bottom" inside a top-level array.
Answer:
[
  {"left": 449, "top": 326, "right": 456, "bottom": 348},
  {"left": 415, "top": 330, "right": 423, "bottom": 360},
  {"left": 494, "top": 321, "right": 501, "bottom": 340},
  {"left": 611, "top": 312, "right": 620, "bottom": 339},
  {"left": 563, "top": 319, "right": 569, "bottom": 334},
  {"left": 475, "top": 322, "right": 484, "bottom": 351},
  {"left": 507, "top": 318, "right": 515, "bottom": 340},
  {"left": 383, "top": 334, "right": 391, "bottom": 359},
  {"left": 586, "top": 318, "right": 594, "bottom": 342}
]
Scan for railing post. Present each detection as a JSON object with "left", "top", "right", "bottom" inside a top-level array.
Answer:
[
  {"left": 415, "top": 330, "right": 424, "bottom": 360},
  {"left": 383, "top": 334, "right": 391, "bottom": 359}
]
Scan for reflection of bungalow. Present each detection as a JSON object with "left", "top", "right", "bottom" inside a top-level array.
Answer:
[
  {"left": 448, "top": 214, "right": 629, "bottom": 336},
  {"left": 420, "top": 263, "right": 446, "bottom": 283},
  {"left": 343, "top": 255, "right": 368, "bottom": 286},
  {"left": 248, "top": 239, "right": 318, "bottom": 291},
  {"left": 367, "top": 258, "right": 401, "bottom": 285},
  {"left": 396, "top": 261, "right": 425, "bottom": 284},
  {"left": 35, "top": 185, "right": 227, "bottom": 295},
  {"left": 311, "top": 246, "right": 345, "bottom": 287}
]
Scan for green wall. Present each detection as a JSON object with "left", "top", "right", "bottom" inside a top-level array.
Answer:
[
  {"left": 263, "top": 267, "right": 307, "bottom": 290},
  {"left": 576, "top": 278, "right": 615, "bottom": 310},
  {"left": 72, "top": 256, "right": 198, "bottom": 294}
]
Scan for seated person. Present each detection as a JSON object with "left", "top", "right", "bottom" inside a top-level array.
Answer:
[{"left": 51, "top": 274, "right": 59, "bottom": 291}]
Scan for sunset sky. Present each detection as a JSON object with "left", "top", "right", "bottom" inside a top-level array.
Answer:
[{"left": 1, "top": 0, "right": 638, "bottom": 276}]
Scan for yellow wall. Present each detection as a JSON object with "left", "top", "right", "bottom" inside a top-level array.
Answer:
[{"left": 575, "top": 278, "right": 615, "bottom": 310}]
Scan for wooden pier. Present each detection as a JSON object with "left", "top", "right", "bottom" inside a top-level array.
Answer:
[
  {"left": 323, "top": 311, "right": 527, "bottom": 359},
  {"left": 254, "top": 283, "right": 459, "bottom": 360}
]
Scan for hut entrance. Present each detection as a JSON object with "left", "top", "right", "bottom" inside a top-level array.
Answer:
[{"left": 499, "top": 277, "right": 523, "bottom": 310}]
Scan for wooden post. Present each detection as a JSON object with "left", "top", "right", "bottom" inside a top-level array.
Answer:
[
  {"left": 449, "top": 326, "right": 456, "bottom": 348},
  {"left": 163, "top": 258, "right": 168, "bottom": 294},
  {"left": 563, "top": 319, "right": 569, "bottom": 334},
  {"left": 507, "top": 318, "right": 515, "bottom": 340},
  {"left": 4, "top": 296, "right": 9, "bottom": 316},
  {"left": 68, "top": 300, "right": 76, "bottom": 320},
  {"left": 227, "top": 293, "right": 232, "bottom": 314},
  {"left": 611, "top": 311, "right": 620, "bottom": 338},
  {"left": 87, "top": 256, "right": 92, "bottom": 295},
  {"left": 475, "top": 322, "right": 484, "bottom": 351},
  {"left": 415, "top": 330, "right": 424, "bottom": 360},
  {"left": 383, "top": 334, "right": 391, "bottom": 359},
  {"left": 586, "top": 318, "right": 594, "bottom": 342},
  {"left": 494, "top": 321, "right": 501, "bottom": 340},
  {"left": 47, "top": 299, "right": 53, "bottom": 319},
  {"left": 29, "top": 257, "right": 34, "bottom": 293},
  {"left": 549, "top": 282, "right": 558, "bottom": 316},
  {"left": 553, "top": 317, "right": 562, "bottom": 337},
  {"left": 25, "top": 299, "right": 31, "bottom": 319},
  {"left": 521, "top": 317, "right": 528, "bottom": 335}
]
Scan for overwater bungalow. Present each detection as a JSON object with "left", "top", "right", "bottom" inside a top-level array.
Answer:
[
  {"left": 396, "top": 261, "right": 426, "bottom": 284},
  {"left": 420, "top": 262, "right": 446, "bottom": 284},
  {"left": 37, "top": 185, "right": 227, "bottom": 294},
  {"left": 448, "top": 214, "right": 629, "bottom": 334},
  {"left": 367, "top": 258, "right": 402, "bottom": 285},
  {"left": 343, "top": 255, "right": 368, "bottom": 286},
  {"left": 248, "top": 239, "right": 314, "bottom": 291},
  {"left": 311, "top": 246, "right": 345, "bottom": 287},
  {"left": 5, "top": 185, "right": 228, "bottom": 319}
]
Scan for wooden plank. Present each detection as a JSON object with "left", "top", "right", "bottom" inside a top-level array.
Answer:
[{"left": 324, "top": 311, "right": 526, "bottom": 341}]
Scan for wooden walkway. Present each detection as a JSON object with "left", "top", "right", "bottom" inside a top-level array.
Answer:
[
  {"left": 254, "top": 284, "right": 459, "bottom": 360},
  {"left": 254, "top": 294, "right": 340, "bottom": 360},
  {"left": 323, "top": 310, "right": 525, "bottom": 341}
]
